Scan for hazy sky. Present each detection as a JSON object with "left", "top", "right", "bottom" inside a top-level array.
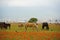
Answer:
[{"left": 0, "top": 0, "right": 60, "bottom": 22}]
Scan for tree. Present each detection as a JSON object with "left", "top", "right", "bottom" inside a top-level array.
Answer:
[{"left": 28, "top": 18, "right": 38, "bottom": 23}]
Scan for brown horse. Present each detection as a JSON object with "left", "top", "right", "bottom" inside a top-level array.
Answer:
[
  {"left": 25, "top": 23, "right": 38, "bottom": 31},
  {"left": 18, "top": 23, "right": 24, "bottom": 27}
]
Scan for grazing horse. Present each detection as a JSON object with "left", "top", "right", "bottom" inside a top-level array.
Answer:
[
  {"left": 4, "top": 23, "right": 10, "bottom": 29},
  {"left": 0, "top": 22, "right": 10, "bottom": 29},
  {"left": 25, "top": 23, "right": 38, "bottom": 31},
  {"left": 42, "top": 22, "right": 49, "bottom": 30},
  {"left": 18, "top": 23, "right": 24, "bottom": 27}
]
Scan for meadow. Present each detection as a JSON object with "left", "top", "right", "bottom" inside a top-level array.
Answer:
[{"left": 0, "top": 23, "right": 60, "bottom": 40}]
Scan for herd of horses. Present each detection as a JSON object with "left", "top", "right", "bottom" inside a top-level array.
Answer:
[
  {"left": 0, "top": 22, "right": 49, "bottom": 31},
  {"left": 18, "top": 22, "right": 49, "bottom": 31}
]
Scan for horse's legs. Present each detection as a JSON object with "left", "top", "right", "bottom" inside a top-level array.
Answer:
[
  {"left": 0, "top": 27, "right": 2, "bottom": 30},
  {"left": 25, "top": 26, "right": 27, "bottom": 31},
  {"left": 4, "top": 26, "right": 7, "bottom": 29},
  {"left": 35, "top": 26, "right": 38, "bottom": 32},
  {"left": 42, "top": 25, "right": 44, "bottom": 30},
  {"left": 36, "top": 27, "right": 38, "bottom": 32},
  {"left": 9, "top": 26, "right": 10, "bottom": 29},
  {"left": 46, "top": 26, "right": 49, "bottom": 30}
]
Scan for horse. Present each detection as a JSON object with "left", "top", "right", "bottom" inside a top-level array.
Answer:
[
  {"left": 0, "top": 22, "right": 10, "bottom": 29},
  {"left": 25, "top": 23, "right": 38, "bottom": 31},
  {"left": 42, "top": 22, "right": 49, "bottom": 30},
  {"left": 4, "top": 23, "right": 10, "bottom": 29},
  {"left": 18, "top": 23, "right": 24, "bottom": 27}
]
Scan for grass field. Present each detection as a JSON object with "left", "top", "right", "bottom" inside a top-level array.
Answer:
[{"left": 0, "top": 23, "right": 60, "bottom": 40}]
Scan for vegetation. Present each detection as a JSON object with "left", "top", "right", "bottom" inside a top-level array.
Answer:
[
  {"left": 28, "top": 18, "right": 38, "bottom": 23},
  {"left": 0, "top": 23, "right": 60, "bottom": 40}
]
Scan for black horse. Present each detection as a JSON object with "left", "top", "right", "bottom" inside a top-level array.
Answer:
[
  {"left": 42, "top": 22, "right": 49, "bottom": 30},
  {"left": 0, "top": 22, "right": 10, "bottom": 29}
]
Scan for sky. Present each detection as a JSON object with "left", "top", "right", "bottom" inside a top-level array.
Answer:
[{"left": 0, "top": 0, "right": 60, "bottom": 22}]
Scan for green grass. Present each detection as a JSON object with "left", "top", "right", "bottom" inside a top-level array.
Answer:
[{"left": 0, "top": 23, "right": 60, "bottom": 32}]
